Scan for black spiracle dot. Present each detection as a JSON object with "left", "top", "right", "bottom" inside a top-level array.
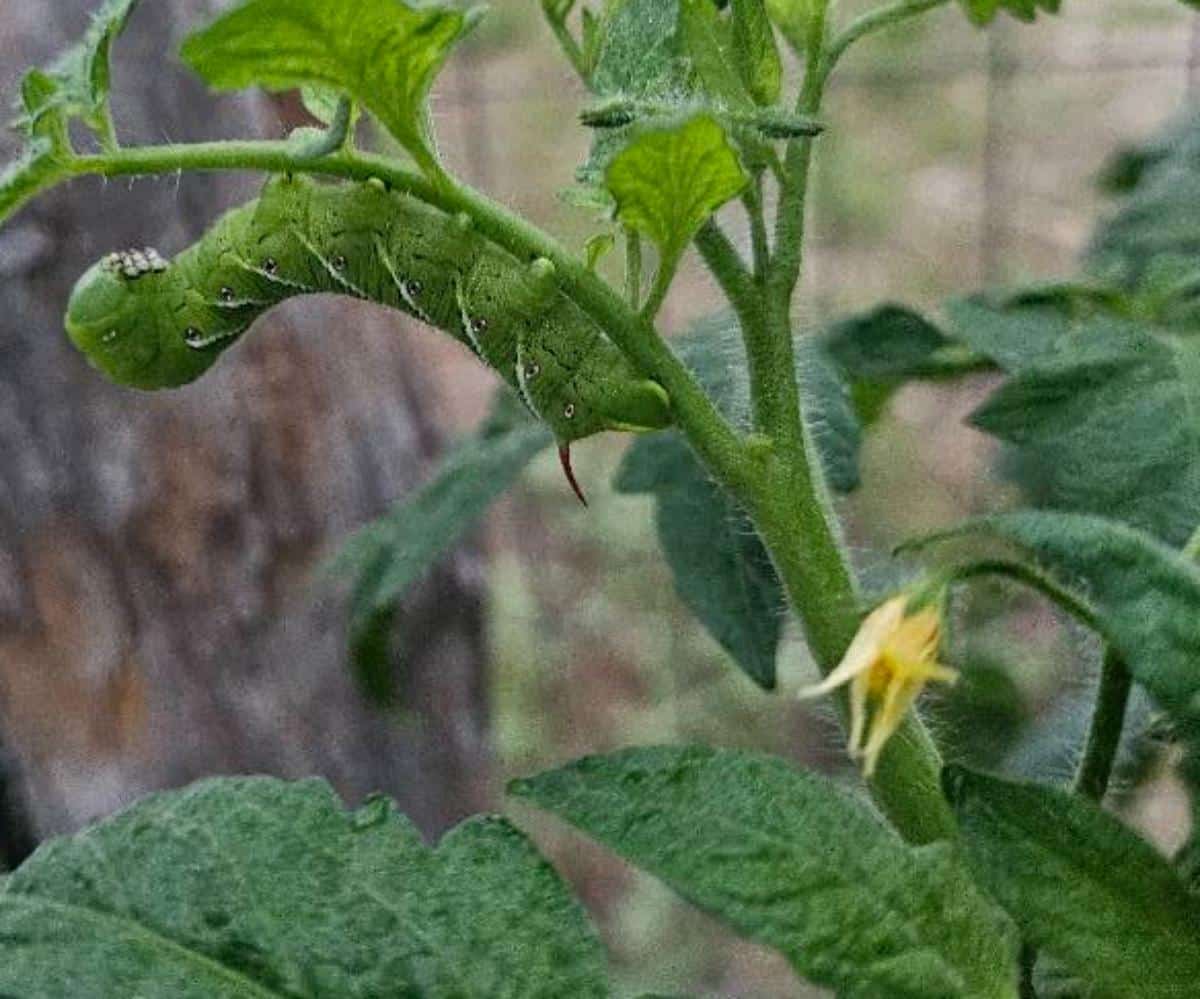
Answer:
[
  {"left": 405, "top": 280, "right": 423, "bottom": 297},
  {"left": 333, "top": 255, "right": 347, "bottom": 271},
  {"left": 471, "top": 317, "right": 488, "bottom": 334},
  {"left": 525, "top": 362, "right": 540, "bottom": 379},
  {"left": 219, "top": 287, "right": 235, "bottom": 303},
  {"left": 184, "top": 326, "right": 202, "bottom": 343},
  {"left": 262, "top": 257, "right": 278, "bottom": 275},
  {"left": 563, "top": 403, "right": 576, "bottom": 420}
]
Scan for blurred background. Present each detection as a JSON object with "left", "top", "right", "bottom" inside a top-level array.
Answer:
[{"left": 1, "top": 1, "right": 1197, "bottom": 996}]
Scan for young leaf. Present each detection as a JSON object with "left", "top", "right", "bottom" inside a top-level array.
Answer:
[
  {"left": 944, "top": 766, "right": 1200, "bottom": 997},
  {"left": 14, "top": 0, "right": 142, "bottom": 145},
  {"left": 328, "top": 392, "right": 553, "bottom": 701},
  {"left": 511, "top": 746, "right": 1020, "bottom": 998},
  {"left": 0, "top": 777, "right": 608, "bottom": 997},
  {"left": 680, "top": 0, "right": 753, "bottom": 108},
  {"left": 615, "top": 313, "right": 860, "bottom": 689},
  {"left": 905, "top": 511, "right": 1200, "bottom": 728},
  {"left": 730, "top": 0, "right": 782, "bottom": 107},
  {"left": 958, "top": 0, "right": 1062, "bottom": 26},
  {"left": 182, "top": 0, "right": 481, "bottom": 177},
  {"left": 605, "top": 114, "right": 748, "bottom": 277}
]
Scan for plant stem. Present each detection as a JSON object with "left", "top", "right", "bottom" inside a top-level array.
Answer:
[
  {"left": 543, "top": 11, "right": 589, "bottom": 81},
  {"left": 1073, "top": 647, "right": 1133, "bottom": 802},
  {"left": 824, "top": 0, "right": 952, "bottom": 80},
  {"left": 749, "top": 0, "right": 955, "bottom": 843},
  {"left": 27, "top": 125, "right": 955, "bottom": 843},
  {"left": 625, "top": 229, "right": 642, "bottom": 310},
  {"left": 694, "top": 219, "right": 757, "bottom": 318},
  {"left": 743, "top": 176, "right": 770, "bottom": 280},
  {"left": 640, "top": 259, "right": 675, "bottom": 320}
]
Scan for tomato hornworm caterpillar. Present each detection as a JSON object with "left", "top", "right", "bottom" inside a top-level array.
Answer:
[{"left": 65, "top": 175, "right": 673, "bottom": 502}]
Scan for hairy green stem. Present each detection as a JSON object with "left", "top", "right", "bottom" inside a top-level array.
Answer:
[
  {"left": 640, "top": 257, "right": 676, "bottom": 320},
  {"left": 299, "top": 97, "right": 354, "bottom": 159},
  {"left": 824, "top": 0, "right": 952, "bottom": 79},
  {"left": 544, "top": 13, "right": 589, "bottom": 82},
  {"left": 743, "top": 176, "right": 770, "bottom": 280},
  {"left": 1073, "top": 648, "right": 1132, "bottom": 802},
  {"left": 26, "top": 120, "right": 956, "bottom": 842},
  {"left": 625, "top": 229, "right": 642, "bottom": 311},
  {"left": 750, "top": 0, "right": 954, "bottom": 842},
  {"left": 694, "top": 219, "right": 757, "bottom": 318}
]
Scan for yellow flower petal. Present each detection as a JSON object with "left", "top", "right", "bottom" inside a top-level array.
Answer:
[
  {"left": 797, "top": 591, "right": 957, "bottom": 779},
  {"left": 796, "top": 596, "right": 905, "bottom": 700}
]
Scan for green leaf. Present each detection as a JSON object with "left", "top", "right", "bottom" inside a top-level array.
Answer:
[
  {"left": 957, "top": 0, "right": 1062, "bottom": 26},
  {"left": 822, "top": 304, "right": 961, "bottom": 382},
  {"left": 764, "top": 0, "right": 813, "bottom": 53},
  {"left": 15, "top": 0, "right": 142, "bottom": 144},
  {"left": 511, "top": 746, "right": 1020, "bottom": 998},
  {"left": 605, "top": 114, "right": 748, "bottom": 273},
  {"left": 617, "top": 430, "right": 783, "bottom": 688},
  {"left": 970, "top": 318, "right": 1200, "bottom": 545},
  {"left": 615, "top": 313, "right": 860, "bottom": 689},
  {"left": 584, "top": 231, "right": 616, "bottom": 270},
  {"left": 680, "top": 0, "right": 752, "bottom": 108},
  {"left": 590, "top": 0, "right": 693, "bottom": 100},
  {"left": 328, "top": 393, "right": 553, "bottom": 701},
  {"left": 905, "top": 511, "right": 1200, "bottom": 729},
  {"left": 182, "top": 0, "right": 481, "bottom": 177},
  {"left": 730, "top": 0, "right": 782, "bottom": 106},
  {"left": 0, "top": 777, "right": 608, "bottom": 996},
  {"left": 944, "top": 766, "right": 1200, "bottom": 997}
]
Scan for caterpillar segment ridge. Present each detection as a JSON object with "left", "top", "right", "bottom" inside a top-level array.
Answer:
[{"left": 65, "top": 175, "right": 673, "bottom": 503}]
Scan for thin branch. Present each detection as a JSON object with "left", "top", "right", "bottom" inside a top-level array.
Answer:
[
  {"left": 824, "top": 0, "right": 952, "bottom": 81},
  {"left": 1073, "top": 648, "right": 1133, "bottom": 802},
  {"left": 743, "top": 175, "right": 770, "bottom": 280},
  {"left": 694, "top": 219, "right": 756, "bottom": 316},
  {"left": 625, "top": 228, "right": 642, "bottom": 310}
]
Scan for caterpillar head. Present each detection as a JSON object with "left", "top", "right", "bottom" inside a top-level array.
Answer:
[{"left": 66, "top": 249, "right": 232, "bottom": 389}]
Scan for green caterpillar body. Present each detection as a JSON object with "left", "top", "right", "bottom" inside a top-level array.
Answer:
[{"left": 66, "top": 175, "right": 671, "bottom": 456}]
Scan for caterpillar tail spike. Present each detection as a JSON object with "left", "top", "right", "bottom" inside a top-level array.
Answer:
[
  {"left": 558, "top": 444, "right": 588, "bottom": 507},
  {"left": 65, "top": 173, "right": 673, "bottom": 462}
]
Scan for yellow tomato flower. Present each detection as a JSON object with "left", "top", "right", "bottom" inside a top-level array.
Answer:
[{"left": 800, "top": 594, "right": 958, "bottom": 778}]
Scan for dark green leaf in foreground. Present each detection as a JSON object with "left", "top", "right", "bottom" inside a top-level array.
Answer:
[
  {"left": 615, "top": 314, "right": 860, "bottom": 689},
  {"left": 182, "top": 0, "right": 480, "bottom": 176},
  {"left": 905, "top": 511, "right": 1200, "bottom": 727},
  {"left": 0, "top": 777, "right": 607, "bottom": 997},
  {"left": 328, "top": 393, "right": 552, "bottom": 701},
  {"left": 945, "top": 766, "right": 1200, "bottom": 998},
  {"left": 512, "top": 746, "right": 1019, "bottom": 998}
]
